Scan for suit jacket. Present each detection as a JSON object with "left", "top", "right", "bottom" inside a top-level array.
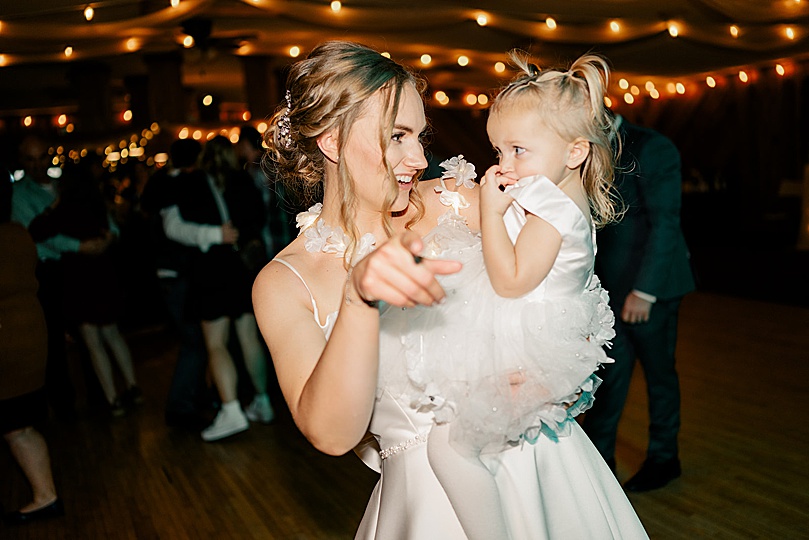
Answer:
[{"left": 595, "top": 120, "right": 695, "bottom": 303}]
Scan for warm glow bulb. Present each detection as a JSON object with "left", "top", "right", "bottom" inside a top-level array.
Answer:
[
  {"left": 604, "top": 96, "right": 613, "bottom": 108},
  {"left": 465, "top": 94, "right": 478, "bottom": 106},
  {"left": 618, "top": 78, "right": 629, "bottom": 90},
  {"left": 676, "top": 82, "right": 686, "bottom": 94},
  {"left": 171, "top": 0, "right": 180, "bottom": 7},
  {"left": 435, "top": 91, "right": 449, "bottom": 105},
  {"left": 57, "top": 114, "right": 67, "bottom": 126},
  {"left": 666, "top": 82, "right": 676, "bottom": 93},
  {"left": 123, "top": 110, "right": 132, "bottom": 122},
  {"left": 645, "top": 81, "right": 655, "bottom": 91},
  {"left": 631, "top": 85, "right": 640, "bottom": 96},
  {"left": 730, "top": 25, "right": 739, "bottom": 38},
  {"left": 202, "top": 95, "right": 213, "bottom": 106},
  {"left": 381, "top": 52, "right": 391, "bottom": 58},
  {"left": 739, "top": 70, "right": 748, "bottom": 83},
  {"left": 183, "top": 35, "right": 194, "bottom": 48},
  {"left": 706, "top": 76, "right": 716, "bottom": 88},
  {"left": 330, "top": 1, "right": 341, "bottom": 13},
  {"left": 624, "top": 93, "right": 634, "bottom": 105},
  {"left": 178, "top": 127, "right": 189, "bottom": 139},
  {"left": 420, "top": 54, "right": 432, "bottom": 65},
  {"left": 610, "top": 21, "right": 620, "bottom": 33},
  {"left": 192, "top": 130, "right": 202, "bottom": 140},
  {"left": 786, "top": 27, "right": 796, "bottom": 40},
  {"left": 257, "top": 122, "right": 268, "bottom": 133},
  {"left": 494, "top": 61, "right": 506, "bottom": 73},
  {"left": 289, "top": 46, "right": 301, "bottom": 57},
  {"left": 668, "top": 23, "right": 679, "bottom": 37},
  {"left": 546, "top": 17, "right": 557, "bottom": 30},
  {"left": 126, "top": 38, "right": 138, "bottom": 51},
  {"left": 0, "top": 55, "right": 6, "bottom": 67},
  {"left": 242, "top": 111, "right": 251, "bottom": 121},
  {"left": 23, "top": 116, "right": 33, "bottom": 127},
  {"left": 84, "top": 6, "right": 94, "bottom": 21},
  {"left": 476, "top": 14, "right": 488, "bottom": 26},
  {"left": 650, "top": 89, "right": 660, "bottom": 99},
  {"left": 458, "top": 55, "right": 469, "bottom": 67},
  {"left": 477, "top": 94, "right": 489, "bottom": 105},
  {"left": 776, "top": 64, "right": 786, "bottom": 76},
  {"left": 64, "top": 46, "right": 73, "bottom": 57}
]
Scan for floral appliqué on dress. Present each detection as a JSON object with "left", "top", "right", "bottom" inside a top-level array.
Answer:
[{"left": 296, "top": 202, "right": 377, "bottom": 262}]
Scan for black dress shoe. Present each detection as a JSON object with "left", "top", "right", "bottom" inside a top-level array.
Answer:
[
  {"left": 4, "top": 499, "right": 64, "bottom": 525},
  {"left": 624, "top": 458, "right": 681, "bottom": 492}
]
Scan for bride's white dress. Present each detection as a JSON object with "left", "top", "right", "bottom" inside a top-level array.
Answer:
[{"left": 276, "top": 175, "right": 648, "bottom": 538}]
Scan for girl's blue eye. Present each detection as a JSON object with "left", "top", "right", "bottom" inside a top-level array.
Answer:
[{"left": 515, "top": 146, "right": 525, "bottom": 155}]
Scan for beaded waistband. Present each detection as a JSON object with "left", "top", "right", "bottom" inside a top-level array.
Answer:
[{"left": 379, "top": 433, "right": 429, "bottom": 460}]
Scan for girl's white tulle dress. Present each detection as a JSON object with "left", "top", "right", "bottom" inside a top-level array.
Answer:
[{"left": 379, "top": 174, "right": 616, "bottom": 451}]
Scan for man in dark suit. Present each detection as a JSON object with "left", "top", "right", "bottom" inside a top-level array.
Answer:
[{"left": 582, "top": 115, "right": 695, "bottom": 492}]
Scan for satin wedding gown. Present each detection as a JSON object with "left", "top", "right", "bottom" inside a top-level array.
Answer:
[{"left": 275, "top": 177, "right": 648, "bottom": 538}]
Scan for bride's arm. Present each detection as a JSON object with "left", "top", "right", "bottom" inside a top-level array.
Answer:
[
  {"left": 253, "top": 260, "right": 380, "bottom": 455},
  {"left": 252, "top": 234, "right": 461, "bottom": 456}
]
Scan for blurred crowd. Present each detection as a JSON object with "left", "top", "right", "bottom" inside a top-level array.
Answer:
[{"left": 0, "top": 126, "right": 298, "bottom": 523}]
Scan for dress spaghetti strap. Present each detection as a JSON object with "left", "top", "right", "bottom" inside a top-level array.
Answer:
[{"left": 271, "top": 258, "right": 327, "bottom": 330}]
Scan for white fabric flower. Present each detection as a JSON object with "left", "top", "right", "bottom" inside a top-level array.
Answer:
[
  {"left": 435, "top": 188, "right": 471, "bottom": 213},
  {"left": 439, "top": 154, "right": 477, "bottom": 189},
  {"left": 297, "top": 204, "right": 377, "bottom": 262},
  {"left": 295, "top": 202, "right": 323, "bottom": 233}
]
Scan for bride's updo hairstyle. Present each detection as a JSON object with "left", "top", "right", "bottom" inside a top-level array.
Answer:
[
  {"left": 491, "top": 52, "right": 620, "bottom": 227},
  {"left": 264, "top": 41, "right": 427, "bottom": 264}
]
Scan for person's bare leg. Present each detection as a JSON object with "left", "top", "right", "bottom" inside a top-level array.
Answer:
[
  {"left": 427, "top": 423, "right": 509, "bottom": 540},
  {"left": 233, "top": 313, "right": 267, "bottom": 395},
  {"left": 80, "top": 323, "right": 118, "bottom": 404},
  {"left": 100, "top": 324, "right": 137, "bottom": 388},
  {"left": 4, "top": 427, "right": 58, "bottom": 512},
  {"left": 201, "top": 317, "right": 237, "bottom": 403}
]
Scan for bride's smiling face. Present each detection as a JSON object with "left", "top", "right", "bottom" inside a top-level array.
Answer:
[{"left": 344, "top": 82, "right": 428, "bottom": 213}]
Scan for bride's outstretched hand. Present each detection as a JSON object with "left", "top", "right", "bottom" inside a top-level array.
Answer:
[{"left": 350, "top": 230, "right": 462, "bottom": 308}]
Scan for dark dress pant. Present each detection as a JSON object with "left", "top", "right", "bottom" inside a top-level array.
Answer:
[
  {"left": 160, "top": 276, "right": 209, "bottom": 416},
  {"left": 583, "top": 297, "right": 682, "bottom": 463}
]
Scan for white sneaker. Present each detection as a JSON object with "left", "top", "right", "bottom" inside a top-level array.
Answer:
[
  {"left": 201, "top": 406, "right": 249, "bottom": 441},
  {"left": 245, "top": 395, "right": 275, "bottom": 424}
]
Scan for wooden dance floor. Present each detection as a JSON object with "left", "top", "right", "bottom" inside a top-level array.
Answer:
[{"left": 2, "top": 291, "right": 808, "bottom": 539}]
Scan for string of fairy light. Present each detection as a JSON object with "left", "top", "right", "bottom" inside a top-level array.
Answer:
[{"left": 3, "top": 0, "right": 808, "bottom": 169}]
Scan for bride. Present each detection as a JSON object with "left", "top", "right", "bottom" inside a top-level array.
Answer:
[{"left": 253, "top": 40, "right": 647, "bottom": 539}]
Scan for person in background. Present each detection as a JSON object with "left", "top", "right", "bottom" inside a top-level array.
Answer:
[
  {"left": 140, "top": 139, "right": 210, "bottom": 430},
  {"left": 167, "top": 136, "right": 275, "bottom": 441},
  {"left": 11, "top": 135, "right": 110, "bottom": 420},
  {"left": 1, "top": 165, "right": 63, "bottom": 525},
  {"left": 582, "top": 114, "right": 696, "bottom": 492},
  {"left": 28, "top": 162, "right": 142, "bottom": 417},
  {"left": 236, "top": 125, "right": 296, "bottom": 260}
]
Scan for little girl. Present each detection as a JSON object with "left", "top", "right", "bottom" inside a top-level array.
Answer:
[{"left": 379, "top": 52, "right": 627, "bottom": 539}]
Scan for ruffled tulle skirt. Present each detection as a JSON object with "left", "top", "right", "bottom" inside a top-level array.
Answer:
[{"left": 379, "top": 213, "right": 615, "bottom": 452}]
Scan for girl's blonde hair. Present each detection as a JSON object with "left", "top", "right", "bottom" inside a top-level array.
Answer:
[
  {"left": 263, "top": 41, "right": 426, "bottom": 265},
  {"left": 491, "top": 52, "right": 620, "bottom": 227}
]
